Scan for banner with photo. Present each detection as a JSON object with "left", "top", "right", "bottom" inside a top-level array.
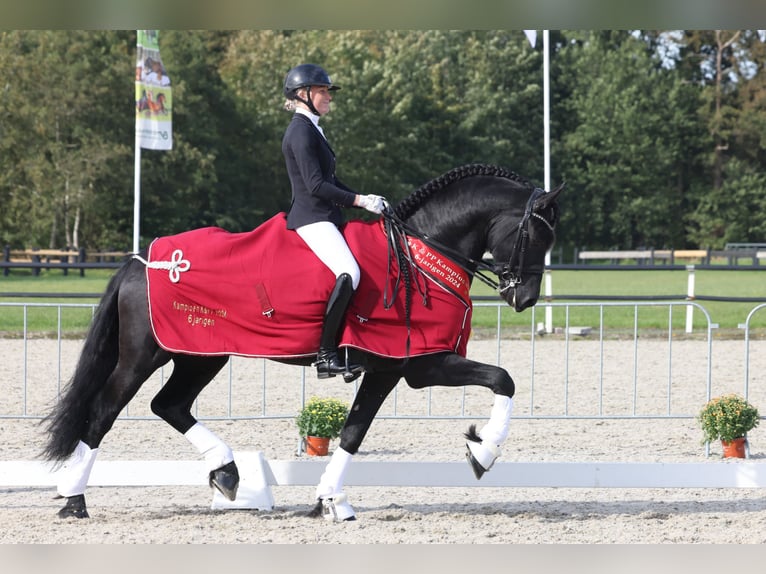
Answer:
[{"left": 135, "top": 30, "right": 172, "bottom": 150}]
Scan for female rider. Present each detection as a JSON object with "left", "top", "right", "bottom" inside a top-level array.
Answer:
[{"left": 281, "top": 63, "right": 386, "bottom": 380}]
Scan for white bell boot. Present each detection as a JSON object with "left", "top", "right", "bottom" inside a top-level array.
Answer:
[
  {"left": 322, "top": 492, "right": 356, "bottom": 522},
  {"left": 466, "top": 395, "right": 514, "bottom": 477},
  {"left": 316, "top": 447, "right": 356, "bottom": 521}
]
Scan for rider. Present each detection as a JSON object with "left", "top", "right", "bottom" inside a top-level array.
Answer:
[{"left": 281, "top": 63, "right": 386, "bottom": 380}]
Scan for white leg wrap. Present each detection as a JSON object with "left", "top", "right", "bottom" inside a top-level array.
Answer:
[
  {"left": 478, "top": 395, "right": 514, "bottom": 446},
  {"left": 315, "top": 447, "right": 353, "bottom": 500},
  {"left": 184, "top": 422, "right": 234, "bottom": 472},
  {"left": 322, "top": 492, "right": 356, "bottom": 522},
  {"left": 57, "top": 440, "right": 99, "bottom": 498}
]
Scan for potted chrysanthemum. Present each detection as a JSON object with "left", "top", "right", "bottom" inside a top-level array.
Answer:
[
  {"left": 698, "top": 394, "right": 760, "bottom": 458},
  {"left": 296, "top": 396, "right": 350, "bottom": 456}
]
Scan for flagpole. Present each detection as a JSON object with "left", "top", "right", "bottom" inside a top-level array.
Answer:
[
  {"left": 543, "top": 29, "right": 550, "bottom": 194},
  {"left": 543, "top": 29, "right": 554, "bottom": 334},
  {"left": 133, "top": 127, "right": 141, "bottom": 254},
  {"left": 133, "top": 29, "right": 172, "bottom": 254}
]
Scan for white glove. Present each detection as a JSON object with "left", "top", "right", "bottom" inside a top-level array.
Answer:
[{"left": 357, "top": 194, "right": 387, "bottom": 215}]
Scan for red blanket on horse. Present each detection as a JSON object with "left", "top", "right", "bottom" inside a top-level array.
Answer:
[{"left": 145, "top": 213, "right": 472, "bottom": 359}]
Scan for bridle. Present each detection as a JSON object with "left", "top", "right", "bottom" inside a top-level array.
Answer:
[
  {"left": 491, "top": 187, "right": 554, "bottom": 293},
  {"left": 381, "top": 187, "right": 555, "bottom": 296}
]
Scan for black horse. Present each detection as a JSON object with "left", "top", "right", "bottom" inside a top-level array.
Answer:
[{"left": 42, "top": 164, "right": 563, "bottom": 520}]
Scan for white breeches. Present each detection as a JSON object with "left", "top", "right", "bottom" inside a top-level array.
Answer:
[{"left": 296, "top": 221, "right": 360, "bottom": 289}]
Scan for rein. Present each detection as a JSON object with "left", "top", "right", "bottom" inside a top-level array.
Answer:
[
  {"left": 381, "top": 187, "right": 551, "bottom": 295},
  {"left": 378, "top": 187, "right": 552, "bottom": 357}
]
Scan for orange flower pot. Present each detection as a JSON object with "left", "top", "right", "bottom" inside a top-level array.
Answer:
[
  {"left": 721, "top": 437, "right": 747, "bottom": 458},
  {"left": 304, "top": 435, "right": 330, "bottom": 456}
]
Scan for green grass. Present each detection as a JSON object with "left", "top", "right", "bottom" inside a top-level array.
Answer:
[
  {"left": 2, "top": 267, "right": 766, "bottom": 335},
  {"left": 470, "top": 269, "right": 766, "bottom": 334},
  {"left": 0, "top": 269, "right": 114, "bottom": 334},
  {"left": 0, "top": 268, "right": 114, "bottom": 298}
]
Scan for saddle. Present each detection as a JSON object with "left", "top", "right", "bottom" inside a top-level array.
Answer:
[{"left": 144, "top": 213, "right": 472, "bottom": 359}]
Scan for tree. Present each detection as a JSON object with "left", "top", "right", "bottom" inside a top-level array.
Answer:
[
  {"left": 220, "top": 30, "right": 545, "bottom": 210},
  {"left": 677, "top": 30, "right": 766, "bottom": 246},
  {"left": 2, "top": 30, "right": 765, "bottom": 253},
  {"left": 555, "top": 30, "right": 707, "bottom": 251},
  {"left": 688, "top": 158, "right": 766, "bottom": 246},
  {"left": 0, "top": 30, "right": 137, "bottom": 249}
]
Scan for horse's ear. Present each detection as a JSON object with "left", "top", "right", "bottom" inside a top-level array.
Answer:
[{"left": 534, "top": 181, "right": 565, "bottom": 211}]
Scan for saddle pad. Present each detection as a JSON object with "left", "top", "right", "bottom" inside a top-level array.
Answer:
[{"left": 145, "top": 213, "right": 472, "bottom": 359}]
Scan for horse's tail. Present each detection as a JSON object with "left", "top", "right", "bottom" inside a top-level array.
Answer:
[{"left": 41, "top": 261, "right": 133, "bottom": 463}]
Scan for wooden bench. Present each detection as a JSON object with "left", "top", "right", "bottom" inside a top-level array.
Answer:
[
  {"left": 9, "top": 248, "right": 80, "bottom": 259},
  {"left": 1, "top": 247, "right": 130, "bottom": 276},
  {"left": 670, "top": 249, "right": 709, "bottom": 263},
  {"left": 708, "top": 249, "right": 763, "bottom": 265},
  {"left": 577, "top": 248, "right": 763, "bottom": 267},
  {"left": 577, "top": 250, "right": 661, "bottom": 265},
  {"left": 578, "top": 250, "right": 654, "bottom": 262},
  {"left": 4, "top": 249, "right": 82, "bottom": 276},
  {"left": 86, "top": 251, "right": 132, "bottom": 263}
]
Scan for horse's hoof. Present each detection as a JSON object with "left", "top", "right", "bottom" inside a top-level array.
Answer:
[
  {"left": 466, "top": 449, "right": 486, "bottom": 479},
  {"left": 321, "top": 493, "right": 356, "bottom": 522},
  {"left": 57, "top": 494, "right": 89, "bottom": 519},
  {"left": 465, "top": 440, "right": 501, "bottom": 480},
  {"left": 209, "top": 461, "right": 239, "bottom": 501}
]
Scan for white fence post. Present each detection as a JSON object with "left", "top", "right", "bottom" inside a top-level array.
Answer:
[
  {"left": 544, "top": 264, "right": 553, "bottom": 333},
  {"left": 685, "top": 265, "right": 696, "bottom": 333}
]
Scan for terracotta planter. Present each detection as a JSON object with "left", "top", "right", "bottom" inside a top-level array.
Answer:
[
  {"left": 304, "top": 435, "right": 330, "bottom": 456},
  {"left": 721, "top": 437, "right": 747, "bottom": 459}
]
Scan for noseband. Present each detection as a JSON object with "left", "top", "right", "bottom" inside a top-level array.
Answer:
[{"left": 381, "top": 187, "right": 554, "bottom": 295}]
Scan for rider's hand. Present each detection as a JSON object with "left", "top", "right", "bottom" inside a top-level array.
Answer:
[{"left": 357, "top": 194, "right": 387, "bottom": 215}]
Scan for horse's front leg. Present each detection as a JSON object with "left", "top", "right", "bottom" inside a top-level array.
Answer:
[
  {"left": 462, "top": 394, "right": 513, "bottom": 479},
  {"left": 309, "top": 370, "right": 400, "bottom": 521},
  {"left": 403, "top": 352, "right": 515, "bottom": 479}
]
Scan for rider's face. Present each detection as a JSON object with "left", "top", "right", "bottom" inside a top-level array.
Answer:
[{"left": 307, "top": 85, "right": 332, "bottom": 115}]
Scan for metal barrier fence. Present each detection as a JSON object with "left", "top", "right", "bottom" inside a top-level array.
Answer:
[{"left": 2, "top": 300, "right": 764, "bottom": 424}]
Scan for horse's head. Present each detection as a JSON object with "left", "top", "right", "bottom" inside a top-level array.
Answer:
[
  {"left": 488, "top": 182, "right": 564, "bottom": 312},
  {"left": 393, "top": 164, "right": 564, "bottom": 313}
]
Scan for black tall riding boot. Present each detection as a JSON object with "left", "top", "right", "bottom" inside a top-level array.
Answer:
[{"left": 315, "top": 273, "right": 363, "bottom": 381}]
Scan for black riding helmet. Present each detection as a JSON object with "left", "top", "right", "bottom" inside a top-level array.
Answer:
[{"left": 283, "top": 63, "right": 340, "bottom": 115}]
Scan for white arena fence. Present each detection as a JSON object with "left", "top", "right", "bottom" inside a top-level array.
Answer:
[
  {"left": 1, "top": 299, "right": 764, "bottom": 423},
  {"left": 2, "top": 300, "right": 766, "bottom": 491}
]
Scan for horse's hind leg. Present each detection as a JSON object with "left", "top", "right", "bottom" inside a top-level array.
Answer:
[
  {"left": 56, "top": 347, "right": 171, "bottom": 518},
  {"left": 149, "top": 355, "right": 239, "bottom": 500}
]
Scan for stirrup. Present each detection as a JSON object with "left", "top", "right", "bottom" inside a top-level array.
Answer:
[
  {"left": 314, "top": 360, "right": 363, "bottom": 382},
  {"left": 314, "top": 350, "right": 363, "bottom": 382},
  {"left": 341, "top": 367, "right": 363, "bottom": 383}
]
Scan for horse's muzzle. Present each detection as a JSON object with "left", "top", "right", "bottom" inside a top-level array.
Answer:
[{"left": 503, "top": 276, "right": 542, "bottom": 312}]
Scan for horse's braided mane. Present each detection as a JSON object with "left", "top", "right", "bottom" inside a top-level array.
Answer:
[{"left": 393, "top": 163, "right": 534, "bottom": 220}]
